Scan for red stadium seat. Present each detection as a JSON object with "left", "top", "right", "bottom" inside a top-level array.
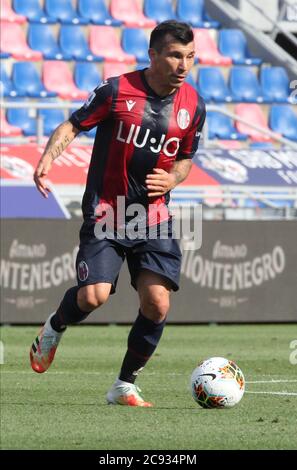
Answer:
[
  {"left": 42, "top": 61, "right": 88, "bottom": 100},
  {"left": 235, "top": 103, "right": 277, "bottom": 142},
  {"left": 0, "top": 0, "right": 26, "bottom": 23},
  {"left": 0, "top": 21, "right": 42, "bottom": 60},
  {"left": 194, "top": 29, "right": 232, "bottom": 65},
  {"left": 89, "top": 26, "right": 135, "bottom": 63},
  {"left": 103, "top": 62, "right": 130, "bottom": 81},
  {"left": 110, "top": 0, "right": 156, "bottom": 27},
  {"left": 0, "top": 109, "right": 23, "bottom": 137}
]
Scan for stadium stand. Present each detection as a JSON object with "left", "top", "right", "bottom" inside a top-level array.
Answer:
[
  {"left": 0, "top": 0, "right": 26, "bottom": 23},
  {"left": 77, "top": 0, "right": 122, "bottom": 26},
  {"left": 0, "top": 21, "right": 42, "bottom": 60},
  {"left": 177, "top": 0, "right": 220, "bottom": 28},
  {"left": 89, "top": 26, "right": 136, "bottom": 63},
  {"left": 42, "top": 61, "right": 88, "bottom": 100},
  {"left": 198, "top": 67, "right": 234, "bottom": 102},
  {"left": 218, "top": 29, "right": 262, "bottom": 65},
  {"left": 229, "top": 67, "right": 268, "bottom": 103},
  {"left": 44, "top": 0, "right": 88, "bottom": 24},
  {"left": 74, "top": 62, "right": 101, "bottom": 92},
  {"left": 103, "top": 62, "right": 129, "bottom": 81},
  {"left": 12, "top": 62, "right": 57, "bottom": 98},
  {"left": 6, "top": 101, "right": 37, "bottom": 136},
  {"left": 235, "top": 103, "right": 276, "bottom": 142},
  {"left": 0, "top": 65, "right": 23, "bottom": 97},
  {"left": 269, "top": 105, "right": 297, "bottom": 141},
  {"left": 59, "top": 25, "right": 103, "bottom": 62},
  {"left": 39, "top": 107, "right": 66, "bottom": 136},
  {"left": 121, "top": 28, "right": 150, "bottom": 64},
  {"left": 207, "top": 110, "right": 248, "bottom": 140},
  {"left": 111, "top": 0, "right": 156, "bottom": 27},
  {"left": 260, "top": 66, "right": 295, "bottom": 103},
  {"left": 13, "top": 0, "right": 56, "bottom": 24},
  {"left": 0, "top": 108, "right": 22, "bottom": 136},
  {"left": 28, "top": 23, "right": 72, "bottom": 61},
  {"left": 144, "top": 0, "right": 178, "bottom": 23},
  {"left": 193, "top": 29, "right": 232, "bottom": 65}
]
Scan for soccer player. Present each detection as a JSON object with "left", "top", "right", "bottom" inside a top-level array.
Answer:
[{"left": 30, "top": 20, "right": 206, "bottom": 407}]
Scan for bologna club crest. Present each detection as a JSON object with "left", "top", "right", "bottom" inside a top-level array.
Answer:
[{"left": 78, "top": 260, "right": 89, "bottom": 282}]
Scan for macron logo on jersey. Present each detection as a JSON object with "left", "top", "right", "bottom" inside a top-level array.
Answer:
[{"left": 126, "top": 100, "right": 136, "bottom": 111}]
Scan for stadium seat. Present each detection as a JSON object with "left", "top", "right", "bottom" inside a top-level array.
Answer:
[
  {"left": 229, "top": 67, "right": 268, "bottom": 103},
  {"left": 59, "top": 25, "right": 103, "bottom": 62},
  {"left": 111, "top": 0, "right": 156, "bottom": 27},
  {"left": 0, "top": 21, "right": 42, "bottom": 60},
  {"left": 44, "top": 0, "right": 88, "bottom": 24},
  {"left": 193, "top": 29, "right": 232, "bottom": 65},
  {"left": 144, "top": 0, "right": 177, "bottom": 23},
  {"left": 7, "top": 102, "right": 37, "bottom": 136},
  {"left": 207, "top": 111, "right": 247, "bottom": 140},
  {"left": 13, "top": 0, "right": 56, "bottom": 24},
  {"left": 177, "top": 0, "right": 220, "bottom": 28},
  {"left": 103, "top": 63, "right": 130, "bottom": 81},
  {"left": 0, "top": 65, "right": 24, "bottom": 97},
  {"left": 77, "top": 0, "right": 122, "bottom": 26},
  {"left": 198, "top": 67, "right": 234, "bottom": 103},
  {"left": 0, "top": 0, "right": 26, "bottom": 23},
  {"left": 122, "top": 29, "right": 149, "bottom": 64},
  {"left": 0, "top": 109, "right": 23, "bottom": 136},
  {"left": 235, "top": 103, "right": 275, "bottom": 142},
  {"left": 89, "top": 26, "right": 135, "bottom": 63},
  {"left": 0, "top": 52, "right": 10, "bottom": 58},
  {"left": 12, "top": 62, "right": 57, "bottom": 98},
  {"left": 74, "top": 62, "right": 101, "bottom": 92},
  {"left": 42, "top": 61, "right": 88, "bottom": 100},
  {"left": 39, "top": 108, "right": 65, "bottom": 136},
  {"left": 219, "top": 30, "right": 262, "bottom": 65},
  {"left": 28, "top": 23, "right": 72, "bottom": 60},
  {"left": 269, "top": 105, "right": 297, "bottom": 141},
  {"left": 185, "top": 72, "right": 197, "bottom": 89},
  {"left": 261, "top": 67, "right": 295, "bottom": 104}
]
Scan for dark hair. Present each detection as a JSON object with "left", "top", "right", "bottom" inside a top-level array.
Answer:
[{"left": 149, "top": 20, "right": 194, "bottom": 52}]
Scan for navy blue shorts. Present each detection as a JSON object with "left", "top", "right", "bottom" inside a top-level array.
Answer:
[{"left": 76, "top": 220, "right": 182, "bottom": 293}]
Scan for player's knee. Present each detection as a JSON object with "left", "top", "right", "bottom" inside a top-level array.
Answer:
[
  {"left": 78, "top": 284, "right": 111, "bottom": 311},
  {"left": 141, "top": 291, "right": 170, "bottom": 322}
]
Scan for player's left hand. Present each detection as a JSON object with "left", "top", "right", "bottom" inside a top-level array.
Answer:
[{"left": 145, "top": 168, "right": 176, "bottom": 197}]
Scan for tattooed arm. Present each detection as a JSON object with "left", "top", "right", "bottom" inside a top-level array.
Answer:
[
  {"left": 146, "top": 159, "right": 193, "bottom": 197},
  {"left": 34, "top": 120, "right": 80, "bottom": 198}
]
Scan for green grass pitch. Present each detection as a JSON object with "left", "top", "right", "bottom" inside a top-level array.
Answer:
[{"left": 0, "top": 324, "right": 296, "bottom": 450}]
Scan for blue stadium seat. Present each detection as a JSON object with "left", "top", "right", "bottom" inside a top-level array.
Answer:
[
  {"left": 261, "top": 67, "right": 294, "bottom": 103},
  {"left": 0, "top": 66, "right": 24, "bottom": 97},
  {"left": 28, "top": 23, "right": 72, "bottom": 60},
  {"left": 59, "top": 25, "right": 103, "bottom": 61},
  {"left": 207, "top": 111, "right": 247, "bottom": 140},
  {"left": 13, "top": 0, "right": 56, "bottom": 24},
  {"left": 77, "top": 0, "right": 122, "bottom": 25},
  {"left": 39, "top": 108, "right": 65, "bottom": 135},
  {"left": 177, "top": 0, "right": 220, "bottom": 28},
  {"left": 7, "top": 102, "right": 37, "bottom": 136},
  {"left": 144, "top": 0, "right": 178, "bottom": 23},
  {"left": 122, "top": 29, "right": 149, "bottom": 64},
  {"left": 44, "top": 0, "right": 88, "bottom": 24},
  {"left": 229, "top": 67, "right": 268, "bottom": 103},
  {"left": 74, "top": 62, "right": 101, "bottom": 92},
  {"left": 0, "top": 52, "right": 10, "bottom": 58},
  {"left": 185, "top": 72, "right": 197, "bottom": 89},
  {"left": 269, "top": 105, "right": 297, "bottom": 141},
  {"left": 12, "top": 62, "right": 57, "bottom": 98},
  {"left": 219, "top": 30, "right": 262, "bottom": 65},
  {"left": 198, "top": 67, "right": 234, "bottom": 103}
]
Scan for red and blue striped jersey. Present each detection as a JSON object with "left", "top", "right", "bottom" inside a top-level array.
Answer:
[{"left": 70, "top": 69, "right": 206, "bottom": 222}]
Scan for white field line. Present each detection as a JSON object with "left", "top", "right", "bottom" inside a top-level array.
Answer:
[{"left": 245, "top": 391, "right": 297, "bottom": 396}]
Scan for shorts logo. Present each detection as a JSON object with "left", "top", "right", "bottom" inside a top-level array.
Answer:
[
  {"left": 177, "top": 109, "right": 190, "bottom": 129},
  {"left": 78, "top": 261, "right": 89, "bottom": 282}
]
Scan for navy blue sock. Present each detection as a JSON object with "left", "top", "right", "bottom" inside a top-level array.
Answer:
[
  {"left": 50, "top": 286, "right": 91, "bottom": 332},
  {"left": 119, "top": 310, "right": 166, "bottom": 384}
]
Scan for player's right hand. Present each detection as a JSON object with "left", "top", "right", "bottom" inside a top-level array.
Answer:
[{"left": 33, "top": 155, "right": 53, "bottom": 198}]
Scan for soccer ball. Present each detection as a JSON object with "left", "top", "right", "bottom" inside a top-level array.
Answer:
[{"left": 190, "top": 357, "right": 245, "bottom": 409}]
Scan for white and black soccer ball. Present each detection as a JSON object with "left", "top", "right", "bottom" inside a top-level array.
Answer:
[{"left": 191, "top": 357, "right": 245, "bottom": 409}]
